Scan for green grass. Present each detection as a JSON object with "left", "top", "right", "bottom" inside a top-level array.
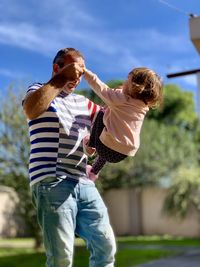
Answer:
[
  {"left": 117, "top": 235, "right": 200, "bottom": 246},
  {"left": 0, "top": 247, "right": 174, "bottom": 267},
  {"left": 0, "top": 236, "right": 199, "bottom": 267},
  {"left": 116, "top": 249, "right": 173, "bottom": 267},
  {"left": 2, "top": 235, "right": 200, "bottom": 247}
]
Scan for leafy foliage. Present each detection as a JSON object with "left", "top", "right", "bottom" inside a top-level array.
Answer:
[
  {"left": 148, "top": 84, "right": 197, "bottom": 129},
  {"left": 97, "top": 119, "right": 198, "bottom": 191},
  {"left": 163, "top": 166, "right": 200, "bottom": 218},
  {"left": 0, "top": 86, "right": 42, "bottom": 247},
  {"left": 78, "top": 79, "right": 123, "bottom": 106},
  {"left": 0, "top": 81, "right": 199, "bottom": 240},
  {"left": 83, "top": 82, "right": 200, "bottom": 218}
]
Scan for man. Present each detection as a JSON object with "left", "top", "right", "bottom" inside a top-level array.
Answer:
[{"left": 23, "top": 48, "right": 116, "bottom": 267}]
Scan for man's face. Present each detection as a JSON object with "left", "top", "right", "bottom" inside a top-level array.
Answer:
[
  {"left": 64, "top": 55, "right": 84, "bottom": 94},
  {"left": 55, "top": 55, "right": 85, "bottom": 94}
]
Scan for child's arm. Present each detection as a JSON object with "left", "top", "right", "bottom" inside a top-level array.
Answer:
[{"left": 84, "top": 68, "right": 120, "bottom": 106}]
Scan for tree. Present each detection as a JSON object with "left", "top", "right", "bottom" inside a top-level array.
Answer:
[
  {"left": 97, "top": 119, "right": 199, "bottom": 191},
  {"left": 0, "top": 80, "right": 122, "bottom": 245},
  {"left": 77, "top": 79, "right": 123, "bottom": 105},
  {"left": 92, "top": 82, "right": 200, "bottom": 221},
  {"left": 1, "top": 81, "right": 199, "bottom": 242},
  {"left": 0, "top": 86, "right": 42, "bottom": 248},
  {"left": 148, "top": 84, "right": 197, "bottom": 129},
  {"left": 91, "top": 83, "right": 199, "bottom": 192},
  {"left": 163, "top": 166, "right": 200, "bottom": 218},
  {"left": 147, "top": 84, "right": 200, "bottom": 218},
  {"left": 192, "top": 119, "right": 200, "bottom": 164}
]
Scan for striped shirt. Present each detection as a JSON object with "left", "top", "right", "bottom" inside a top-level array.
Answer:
[{"left": 23, "top": 83, "right": 100, "bottom": 186}]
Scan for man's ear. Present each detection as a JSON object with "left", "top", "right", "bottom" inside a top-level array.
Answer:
[{"left": 53, "top": 63, "right": 60, "bottom": 74}]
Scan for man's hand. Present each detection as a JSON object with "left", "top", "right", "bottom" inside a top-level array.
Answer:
[
  {"left": 61, "top": 62, "right": 84, "bottom": 80},
  {"left": 49, "top": 63, "right": 84, "bottom": 88}
]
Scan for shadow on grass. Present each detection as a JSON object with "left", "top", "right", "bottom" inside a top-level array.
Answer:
[
  {"left": 0, "top": 251, "right": 46, "bottom": 267},
  {"left": 0, "top": 246, "right": 175, "bottom": 267},
  {"left": 0, "top": 247, "right": 90, "bottom": 267}
]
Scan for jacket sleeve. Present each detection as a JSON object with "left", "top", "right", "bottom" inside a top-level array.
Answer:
[{"left": 84, "top": 69, "right": 123, "bottom": 107}]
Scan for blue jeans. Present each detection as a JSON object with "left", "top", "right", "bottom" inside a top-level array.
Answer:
[{"left": 31, "top": 177, "right": 116, "bottom": 267}]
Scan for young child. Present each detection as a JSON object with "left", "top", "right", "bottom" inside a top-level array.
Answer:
[{"left": 83, "top": 67, "right": 163, "bottom": 181}]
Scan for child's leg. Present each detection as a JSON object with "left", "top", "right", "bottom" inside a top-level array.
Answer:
[
  {"left": 91, "top": 155, "right": 107, "bottom": 175},
  {"left": 88, "top": 109, "right": 105, "bottom": 148},
  {"left": 97, "top": 140, "right": 127, "bottom": 163},
  {"left": 87, "top": 108, "right": 127, "bottom": 176},
  {"left": 90, "top": 142, "right": 127, "bottom": 175}
]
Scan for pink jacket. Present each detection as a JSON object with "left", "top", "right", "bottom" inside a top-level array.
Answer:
[{"left": 84, "top": 69, "right": 149, "bottom": 156}]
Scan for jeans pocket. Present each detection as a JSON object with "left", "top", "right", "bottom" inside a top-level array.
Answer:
[{"left": 38, "top": 179, "right": 77, "bottom": 212}]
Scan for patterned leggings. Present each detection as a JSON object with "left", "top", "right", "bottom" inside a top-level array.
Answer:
[{"left": 89, "top": 110, "right": 127, "bottom": 174}]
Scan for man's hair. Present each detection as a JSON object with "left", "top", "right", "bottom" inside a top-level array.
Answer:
[{"left": 53, "top": 48, "right": 84, "bottom": 68}]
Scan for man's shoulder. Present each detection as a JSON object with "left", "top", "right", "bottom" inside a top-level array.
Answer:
[
  {"left": 26, "top": 82, "right": 43, "bottom": 94},
  {"left": 28, "top": 82, "right": 43, "bottom": 88},
  {"left": 22, "top": 82, "right": 43, "bottom": 106}
]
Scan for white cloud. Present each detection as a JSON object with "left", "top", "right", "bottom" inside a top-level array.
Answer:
[
  {"left": 182, "top": 75, "right": 198, "bottom": 87},
  {"left": 0, "top": 23, "right": 63, "bottom": 54},
  {"left": 0, "top": 0, "right": 99, "bottom": 50},
  {"left": 0, "top": 21, "right": 187, "bottom": 62},
  {"left": 0, "top": 68, "right": 25, "bottom": 79},
  {"left": 0, "top": 68, "right": 15, "bottom": 78},
  {"left": 0, "top": 0, "right": 189, "bottom": 59},
  {"left": 0, "top": 0, "right": 195, "bottom": 86}
]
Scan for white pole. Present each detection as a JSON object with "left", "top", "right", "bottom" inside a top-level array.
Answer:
[{"left": 196, "top": 72, "right": 200, "bottom": 121}]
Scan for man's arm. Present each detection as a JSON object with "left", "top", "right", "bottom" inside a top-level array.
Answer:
[{"left": 23, "top": 63, "right": 83, "bottom": 120}]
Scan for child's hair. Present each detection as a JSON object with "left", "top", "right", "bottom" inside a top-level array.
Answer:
[{"left": 126, "top": 67, "right": 163, "bottom": 108}]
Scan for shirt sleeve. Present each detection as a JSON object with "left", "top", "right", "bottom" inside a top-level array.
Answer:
[
  {"left": 22, "top": 83, "right": 43, "bottom": 106},
  {"left": 86, "top": 98, "right": 101, "bottom": 124}
]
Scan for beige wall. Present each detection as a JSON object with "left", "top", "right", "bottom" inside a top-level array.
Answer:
[
  {"left": 1, "top": 186, "right": 199, "bottom": 238},
  {"left": 141, "top": 187, "right": 200, "bottom": 237},
  {"left": 0, "top": 186, "right": 24, "bottom": 238},
  {"left": 103, "top": 187, "right": 200, "bottom": 237},
  {"left": 103, "top": 188, "right": 131, "bottom": 235}
]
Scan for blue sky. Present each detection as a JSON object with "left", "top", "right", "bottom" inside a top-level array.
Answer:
[{"left": 1, "top": 0, "right": 200, "bottom": 104}]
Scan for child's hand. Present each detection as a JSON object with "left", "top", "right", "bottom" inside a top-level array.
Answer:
[{"left": 83, "top": 135, "right": 96, "bottom": 156}]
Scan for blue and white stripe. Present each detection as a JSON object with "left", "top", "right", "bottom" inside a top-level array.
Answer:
[{"left": 23, "top": 83, "right": 99, "bottom": 186}]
